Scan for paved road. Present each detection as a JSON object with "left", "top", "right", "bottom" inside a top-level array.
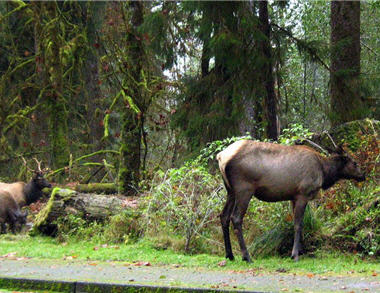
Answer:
[{"left": 0, "top": 258, "right": 379, "bottom": 292}]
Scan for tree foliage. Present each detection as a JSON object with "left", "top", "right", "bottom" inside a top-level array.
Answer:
[{"left": 0, "top": 0, "right": 378, "bottom": 191}]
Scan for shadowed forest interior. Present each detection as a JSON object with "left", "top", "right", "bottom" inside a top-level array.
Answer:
[{"left": 0, "top": 1, "right": 379, "bottom": 260}]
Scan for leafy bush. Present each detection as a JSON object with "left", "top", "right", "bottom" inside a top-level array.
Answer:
[
  {"left": 196, "top": 134, "right": 252, "bottom": 164},
  {"left": 55, "top": 214, "right": 103, "bottom": 242},
  {"left": 245, "top": 201, "right": 322, "bottom": 257},
  {"left": 54, "top": 209, "right": 142, "bottom": 244},
  {"left": 142, "top": 161, "right": 224, "bottom": 253},
  {"left": 102, "top": 209, "right": 143, "bottom": 244},
  {"left": 278, "top": 123, "right": 313, "bottom": 145},
  {"left": 320, "top": 134, "right": 379, "bottom": 256}
]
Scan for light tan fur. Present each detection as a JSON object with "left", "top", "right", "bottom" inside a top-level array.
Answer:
[
  {"left": 217, "top": 140, "right": 250, "bottom": 189},
  {"left": 0, "top": 182, "right": 26, "bottom": 207}
]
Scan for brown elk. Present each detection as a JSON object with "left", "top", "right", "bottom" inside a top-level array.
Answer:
[
  {"left": 217, "top": 140, "right": 365, "bottom": 262},
  {"left": 0, "top": 191, "right": 27, "bottom": 233},
  {"left": 0, "top": 158, "right": 52, "bottom": 208}
]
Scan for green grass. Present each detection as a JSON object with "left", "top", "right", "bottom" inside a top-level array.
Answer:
[{"left": 0, "top": 234, "right": 378, "bottom": 276}]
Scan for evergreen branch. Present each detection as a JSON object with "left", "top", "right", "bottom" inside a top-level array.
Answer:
[
  {"left": 361, "top": 41, "right": 379, "bottom": 57},
  {"left": 271, "top": 22, "right": 330, "bottom": 72}
]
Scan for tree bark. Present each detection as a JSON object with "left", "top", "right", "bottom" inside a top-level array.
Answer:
[
  {"left": 330, "top": 1, "right": 364, "bottom": 126},
  {"left": 118, "top": 1, "right": 144, "bottom": 195},
  {"left": 259, "top": 0, "right": 279, "bottom": 140},
  {"left": 83, "top": 2, "right": 106, "bottom": 150},
  {"left": 42, "top": 2, "right": 69, "bottom": 170}
]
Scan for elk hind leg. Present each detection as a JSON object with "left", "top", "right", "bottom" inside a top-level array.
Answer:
[
  {"left": 231, "top": 189, "right": 252, "bottom": 262},
  {"left": 291, "top": 197, "right": 308, "bottom": 261},
  {"left": 220, "top": 187, "right": 235, "bottom": 260}
]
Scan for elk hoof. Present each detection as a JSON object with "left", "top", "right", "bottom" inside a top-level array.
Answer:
[
  {"left": 226, "top": 254, "right": 234, "bottom": 261},
  {"left": 291, "top": 253, "right": 299, "bottom": 262},
  {"left": 242, "top": 255, "right": 252, "bottom": 263}
]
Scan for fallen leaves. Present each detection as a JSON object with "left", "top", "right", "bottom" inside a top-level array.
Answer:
[
  {"left": 63, "top": 255, "right": 78, "bottom": 260},
  {"left": 306, "top": 273, "right": 315, "bottom": 278},
  {"left": 2, "top": 252, "right": 17, "bottom": 258},
  {"left": 93, "top": 244, "right": 120, "bottom": 251},
  {"left": 1, "top": 252, "right": 30, "bottom": 261},
  {"left": 121, "top": 198, "right": 139, "bottom": 208},
  {"left": 218, "top": 260, "right": 227, "bottom": 267},
  {"left": 133, "top": 261, "right": 151, "bottom": 267},
  {"left": 276, "top": 268, "right": 289, "bottom": 273}
]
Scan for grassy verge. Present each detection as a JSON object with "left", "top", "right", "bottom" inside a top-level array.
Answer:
[{"left": 0, "top": 235, "right": 378, "bottom": 276}]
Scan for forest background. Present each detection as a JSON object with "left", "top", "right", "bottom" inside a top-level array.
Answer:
[{"left": 0, "top": 1, "right": 379, "bottom": 259}]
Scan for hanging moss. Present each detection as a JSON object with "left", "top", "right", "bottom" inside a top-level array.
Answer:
[{"left": 31, "top": 187, "right": 75, "bottom": 235}]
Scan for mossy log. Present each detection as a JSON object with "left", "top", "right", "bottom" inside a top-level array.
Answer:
[
  {"left": 33, "top": 187, "right": 126, "bottom": 236},
  {"left": 311, "top": 118, "right": 379, "bottom": 151},
  {"left": 74, "top": 183, "right": 118, "bottom": 194}
]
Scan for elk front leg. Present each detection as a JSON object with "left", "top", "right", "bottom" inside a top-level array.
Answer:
[{"left": 291, "top": 197, "right": 308, "bottom": 261}]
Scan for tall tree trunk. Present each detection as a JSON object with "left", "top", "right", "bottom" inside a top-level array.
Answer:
[
  {"left": 330, "top": 1, "right": 363, "bottom": 126},
  {"left": 118, "top": 1, "right": 144, "bottom": 195},
  {"left": 31, "top": 2, "right": 49, "bottom": 161},
  {"left": 44, "top": 2, "right": 69, "bottom": 170},
  {"left": 199, "top": 3, "right": 213, "bottom": 78},
  {"left": 83, "top": 2, "right": 106, "bottom": 149},
  {"left": 259, "top": 0, "right": 279, "bottom": 140}
]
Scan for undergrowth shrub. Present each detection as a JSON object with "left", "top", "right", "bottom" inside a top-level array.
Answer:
[
  {"left": 320, "top": 134, "right": 379, "bottom": 256},
  {"left": 142, "top": 161, "right": 225, "bottom": 253},
  {"left": 102, "top": 210, "right": 143, "bottom": 244},
  {"left": 244, "top": 201, "right": 322, "bottom": 257},
  {"left": 54, "top": 209, "right": 142, "bottom": 244}
]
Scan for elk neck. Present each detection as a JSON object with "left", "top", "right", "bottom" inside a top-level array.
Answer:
[
  {"left": 321, "top": 156, "right": 344, "bottom": 190},
  {"left": 23, "top": 180, "right": 43, "bottom": 205}
]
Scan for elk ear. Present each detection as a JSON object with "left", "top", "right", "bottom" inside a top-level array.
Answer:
[
  {"left": 325, "top": 146, "right": 334, "bottom": 154},
  {"left": 334, "top": 144, "right": 345, "bottom": 155}
]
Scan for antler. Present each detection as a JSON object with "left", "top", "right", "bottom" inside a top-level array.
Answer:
[
  {"left": 303, "top": 139, "right": 329, "bottom": 154},
  {"left": 33, "top": 157, "right": 43, "bottom": 172},
  {"left": 325, "top": 131, "right": 338, "bottom": 149},
  {"left": 21, "top": 156, "right": 34, "bottom": 173}
]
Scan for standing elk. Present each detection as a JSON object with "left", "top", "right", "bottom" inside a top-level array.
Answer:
[
  {"left": 217, "top": 139, "right": 365, "bottom": 262},
  {"left": 0, "top": 158, "right": 52, "bottom": 208}
]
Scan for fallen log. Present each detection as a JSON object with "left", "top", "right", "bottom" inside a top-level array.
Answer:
[
  {"left": 74, "top": 183, "right": 118, "bottom": 194},
  {"left": 32, "top": 187, "right": 127, "bottom": 236}
]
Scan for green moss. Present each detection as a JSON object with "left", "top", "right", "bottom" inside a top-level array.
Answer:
[
  {"left": 313, "top": 119, "right": 379, "bottom": 152},
  {"left": 49, "top": 101, "right": 70, "bottom": 170},
  {"left": 31, "top": 187, "right": 75, "bottom": 235},
  {"left": 331, "top": 118, "right": 379, "bottom": 151},
  {"left": 0, "top": 278, "right": 73, "bottom": 292},
  {"left": 75, "top": 183, "right": 117, "bottom": 194}
]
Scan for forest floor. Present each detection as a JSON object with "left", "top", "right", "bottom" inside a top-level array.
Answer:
[
  {"left": 0, "top": 235, "right": 378, "bottom": 292},
  {"left": 0, "top": 257, "right": 379, "bottom": 293}
]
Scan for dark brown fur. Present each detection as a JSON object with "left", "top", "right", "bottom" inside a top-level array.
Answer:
[
  {"left": 0, "top": 191, "right": 27, "bottom": 233},
  {"left": 217, "top": 140, "right": 365, "bottom": 262},
  {"left": 0, "top": 172, "right": 51, "bottom": 208}
]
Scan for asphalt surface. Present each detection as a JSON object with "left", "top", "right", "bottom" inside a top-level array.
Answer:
[{"left": 0, "top": 258, "right": 379, "bottom": 292}]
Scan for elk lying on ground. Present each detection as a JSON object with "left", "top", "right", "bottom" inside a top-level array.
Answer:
[
  {"left": 0, "top": 158, "right": 52, "bottom": 208},
  {"left": 217, "top": 140, "right": 365, "bottom": 262},
  {"left": 0, "top": 191, "right": 27, "bottom": 233}
]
